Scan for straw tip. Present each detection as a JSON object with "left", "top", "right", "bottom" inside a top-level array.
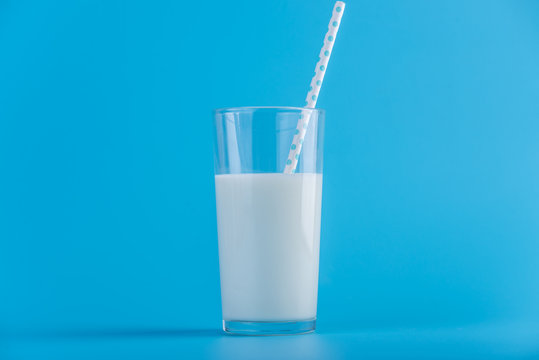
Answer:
[{"left": 334, "top": 1, "right": 346, "bottom": 13}]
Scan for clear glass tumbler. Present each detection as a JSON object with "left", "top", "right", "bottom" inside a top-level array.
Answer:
[{"left": 213, "top": 107, "right": 324, "bottom": 335}]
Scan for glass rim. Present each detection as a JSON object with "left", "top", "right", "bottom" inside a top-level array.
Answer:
[{"left": 214, "top": 106, "right": 325, "bottom": 114}]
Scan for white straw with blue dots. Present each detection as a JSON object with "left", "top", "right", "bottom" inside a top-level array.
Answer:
[{"left": 284, "top": 1, "right": 345, "bottom": 174}]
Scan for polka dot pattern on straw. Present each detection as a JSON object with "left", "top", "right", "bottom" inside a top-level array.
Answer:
[{"left": 284, "top": 1, "right": 346, "bottom": 174}]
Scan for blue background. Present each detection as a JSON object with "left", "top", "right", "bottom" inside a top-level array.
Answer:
[{"left": 1, "top": 0, "right": 538, "bottom": 358}]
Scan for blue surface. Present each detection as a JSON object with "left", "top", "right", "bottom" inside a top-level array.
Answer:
[
  {"left": 1, "top": 0, "right": 539, "bottom": 358},
  {"left": 4, "top": 323, "right": 539, "bottom": 359}
]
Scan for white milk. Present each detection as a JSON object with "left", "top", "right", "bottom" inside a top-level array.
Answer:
[{"left": 214, "top": 173, "right": 323, "bottom": 321}]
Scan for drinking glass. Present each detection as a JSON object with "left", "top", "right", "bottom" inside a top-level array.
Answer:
[{"left": 213, "top": 106, "right": 324, "bottom": 335}]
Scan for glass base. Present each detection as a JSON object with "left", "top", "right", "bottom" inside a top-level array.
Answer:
[{"left": 223, "top": 319, "right": 316, "bottom": 336}]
